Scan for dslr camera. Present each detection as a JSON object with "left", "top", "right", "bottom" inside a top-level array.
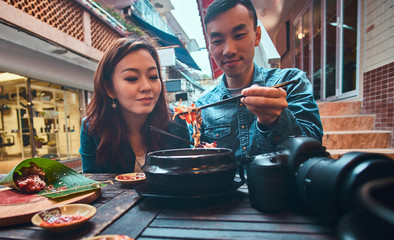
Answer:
[{"left": 246, "top": 136, "right": 394, "bottom": 238}]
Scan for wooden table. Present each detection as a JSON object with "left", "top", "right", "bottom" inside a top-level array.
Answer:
[{"left": 0, "top": 173, "right": 339, "bottom": 240}]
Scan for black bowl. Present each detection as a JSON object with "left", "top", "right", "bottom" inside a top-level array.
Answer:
[{"left": 142, "top": 148, "right": 238, "bottom": 196}]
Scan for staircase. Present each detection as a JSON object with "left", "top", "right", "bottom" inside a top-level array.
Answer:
[{"left": 318, "top": 101, "right": 394, "bottom": 159}]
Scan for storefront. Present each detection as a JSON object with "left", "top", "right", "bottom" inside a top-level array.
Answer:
[
  {"left": 0, "top": 21, "right": 97, "bottom": 173},
  {"left": 0, "top": 72, "right": 86, "bottom": 172}
]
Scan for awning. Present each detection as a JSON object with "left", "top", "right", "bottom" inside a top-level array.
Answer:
[
  {"left": 130, "top": 12, "right": 201, "bottom": 71},
  {"left": 178, "top": 70, "right": 205, "bottom": 92}
]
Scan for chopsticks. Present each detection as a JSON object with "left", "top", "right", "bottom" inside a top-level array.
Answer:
[
  {"left": 150, "top": 126, "right": 193, "bottom": 145},
  {"left": 198, "top": 94, "right": 244, "bottom": 110},
  {"left": 177, "top": 79, "right": 298, "bottom": 114},
  {"left": 270, "top": 79, "right": 298, "bottom": 89}
]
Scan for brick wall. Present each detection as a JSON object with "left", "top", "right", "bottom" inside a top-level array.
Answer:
[
  {"left": 1, "top": 0, "right": 122, "bottom": 60},
  {"left": 3, "top": 0, "right": 85, "bottom": 41},
  {"left": 363, "top": 62, "right": 394, "bottom": 148}
]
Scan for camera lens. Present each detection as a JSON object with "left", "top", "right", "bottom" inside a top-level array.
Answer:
[
  {"left": 338, "top": 177, "right": 394, "bottom": 240},
  {"left": 295, "top": 152, "right": 394, "bottom": 220}
]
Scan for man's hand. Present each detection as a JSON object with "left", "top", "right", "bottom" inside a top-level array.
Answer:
[{"left": 241, "top": 84, "right": 288, "bottom": 128}]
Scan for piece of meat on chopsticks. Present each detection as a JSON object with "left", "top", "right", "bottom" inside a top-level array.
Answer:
[{"left": 173, "top": 100, "right": 202, "bottom": 148}]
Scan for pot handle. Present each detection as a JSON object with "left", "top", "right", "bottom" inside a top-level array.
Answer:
[
  {"left": 238, "top": 154, "right": 254, "bottom": 185},
  {"left": 239, "top": 164, "right": 246, "bottom": 184}
]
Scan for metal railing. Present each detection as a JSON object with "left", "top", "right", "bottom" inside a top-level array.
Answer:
[
  {"left": 132, "top": 0, "right": 174, "bottom": 35},
  {"left": 81, "top": 0, "right": 127, "bottom": 33}
]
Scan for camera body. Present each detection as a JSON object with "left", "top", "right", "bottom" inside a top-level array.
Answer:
[{"left": 246, "top": 136, "right": 394, "bottom": 221}]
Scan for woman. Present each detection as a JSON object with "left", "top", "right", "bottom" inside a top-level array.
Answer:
[{"left": 80, "top": 35, "right": 190, "bottom": 173}]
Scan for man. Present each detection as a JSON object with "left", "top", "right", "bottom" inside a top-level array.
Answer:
[{"left": 196, "top": 0, "right": 323, "bottom": 162}]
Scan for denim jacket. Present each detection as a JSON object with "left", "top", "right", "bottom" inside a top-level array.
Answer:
[{"left": 195, "top": 64, "right": 323, "bottom": 163}]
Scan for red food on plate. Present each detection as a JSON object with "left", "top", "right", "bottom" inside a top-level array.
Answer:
[
  {"left": 116, "top": 173, "right": 146, "bottom": 183},
  {"left": 117, "top": 175, "right": 138, "bottom": 181},
  {"left": 13, "top": 162, "right": 47, "bottom": 193},
  {"left": 40, "top": 214, "right": 87, "bottom": 227},
  {"left": 16, "top": 175, "right": 46, "bottom": 193}
]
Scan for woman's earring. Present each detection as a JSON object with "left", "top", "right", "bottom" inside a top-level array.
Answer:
[{"left": 112, "top": 98, "right": 117, "bottom": 108}]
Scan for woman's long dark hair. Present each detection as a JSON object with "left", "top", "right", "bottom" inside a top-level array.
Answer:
[{"left": 84, "top": 35, "right": 170, "bottom": 170}]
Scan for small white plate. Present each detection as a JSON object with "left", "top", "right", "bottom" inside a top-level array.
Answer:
[
  {"left": 115, "top": 172, "right": 146, "bottom": 185},
  {"left": 31, "top": 203, "right": 96, "bottom": 233}
]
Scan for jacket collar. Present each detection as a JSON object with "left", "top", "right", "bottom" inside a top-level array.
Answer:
[{"left": 217, "top": 63, "right": 265, "bottom": 100}]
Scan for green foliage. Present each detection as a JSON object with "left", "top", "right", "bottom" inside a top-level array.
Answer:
[{"left": 93, "top": 0, "right": 144, "bottom": 36}]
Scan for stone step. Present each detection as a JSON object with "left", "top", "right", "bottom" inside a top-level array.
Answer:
[
  {"left": 327, "top": 148, "right": 394, "bottom": 160},
  {"left": 322, "top": 130, "right": 392, "bottom": 149},
  {"left": 318, "top": 101, "right": 361, "bottom": 116},
  {"left": 321, "top": 115, "right": 375, "bottom": 131}
]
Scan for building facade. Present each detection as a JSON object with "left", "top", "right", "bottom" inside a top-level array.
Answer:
[
  {"left": 262, "top": 0, "right": 393, "bottom": 147},
  {"left": 0, "top": 0, "right": 201, "bottom": 172}
]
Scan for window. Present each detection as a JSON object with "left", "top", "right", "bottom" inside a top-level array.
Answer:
[
  {"left": 325, "top": 0, "right": 338, "bottom": 98},
  {"left": 295, "top": 21, "right": 302, "bottom": 69},
  {"left": 312, "top": 0, "right": 322, "bottom": 99},
  {"left": 303, "top": 9, "right": 311, "bottom": 79},
  {"left": 294, "top": 0, "right": 359, "bottom": 100},
  {"left": 341, "top": 0, "right": 358, "bottom": 94}
]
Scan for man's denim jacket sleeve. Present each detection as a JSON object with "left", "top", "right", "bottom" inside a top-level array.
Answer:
[{"left": 195, "top": 64, "right": 323, "bottom": 162}]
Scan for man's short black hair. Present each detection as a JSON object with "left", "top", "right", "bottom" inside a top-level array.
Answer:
[{"left": 204, "top": 0, "right": 258, "bottom": 28}]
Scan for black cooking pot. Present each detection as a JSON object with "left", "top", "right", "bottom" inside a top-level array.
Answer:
[{"left": 142, "top": 148, "right": 238, "bottom": 196}]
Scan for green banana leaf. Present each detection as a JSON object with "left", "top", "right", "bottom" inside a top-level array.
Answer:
[{"left": 0, "top": 158, "right": 105, "bottom": 199}]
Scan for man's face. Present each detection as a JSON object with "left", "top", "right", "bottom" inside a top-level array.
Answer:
[{"left": 206, "top": 4, "right": 261, "bottom": 82}]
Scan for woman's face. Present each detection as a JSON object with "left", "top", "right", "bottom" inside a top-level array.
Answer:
[{"left": 111, "top": 49, "right": 162, "bottom": 118}]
